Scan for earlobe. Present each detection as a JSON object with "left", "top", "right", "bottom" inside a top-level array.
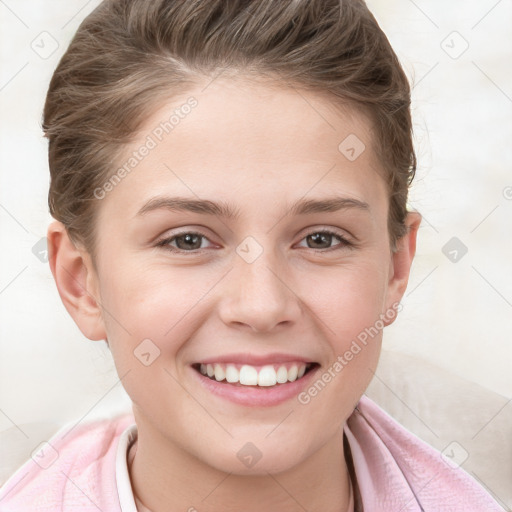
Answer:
[
  {"left": 383, "top": 212, "right": 422, "bottom": 325},
  {"left": 47, "top": 220, "right": 107, "bottom": 341}
]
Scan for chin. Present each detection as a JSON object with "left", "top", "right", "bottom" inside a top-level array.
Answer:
[{"left": 200, "top": 437, "right": 312, "bottom": 477}]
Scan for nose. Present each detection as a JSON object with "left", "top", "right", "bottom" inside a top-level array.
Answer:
[{"left": 217, "top": 246, "right": 303, "bottom": 333}]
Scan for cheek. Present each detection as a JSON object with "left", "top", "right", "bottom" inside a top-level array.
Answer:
[
  {"left": 98, "top": 267, "right": 193, "bottom": 418},
  {"left": 301, "top": 261, "right": 387, "bottom": 399},
  {"left": 307, "top": 261, "right": 388, "bottom": 345},
  {"left": 99, "top": 262, "right": 213, "bottom": 366},
  {"left": 101, "top": 260, "right": 192, "bottom": 328},
  {"left": 295, "top": 266, "right": 386, "bottom": 436}
]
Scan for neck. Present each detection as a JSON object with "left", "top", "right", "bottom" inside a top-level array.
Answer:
[{"left": 128, "top": 424, "right": 353, "bottom": 512}]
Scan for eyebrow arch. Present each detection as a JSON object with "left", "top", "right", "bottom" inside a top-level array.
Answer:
[{"left": 135, "top": 195, "right": 370, "bottom": 219}]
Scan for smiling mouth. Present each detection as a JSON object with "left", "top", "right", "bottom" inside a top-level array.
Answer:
[{"left": 192, "top": 362, "right": 319, "bottom": 387}]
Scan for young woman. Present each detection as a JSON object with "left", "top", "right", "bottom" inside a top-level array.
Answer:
[{"left": 0, "top": 0, "right": 504, "bottom": 510}]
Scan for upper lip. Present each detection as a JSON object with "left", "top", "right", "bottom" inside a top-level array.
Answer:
[{"left": 194, "top": 353, "right": 316, "bottom": 366}]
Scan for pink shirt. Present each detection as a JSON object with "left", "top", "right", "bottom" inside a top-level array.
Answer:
[{"left": 0, "top": 395, "right": 504, "bottom": 511}]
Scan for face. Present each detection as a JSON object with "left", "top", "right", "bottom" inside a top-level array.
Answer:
[{"left": 50, "top": 77, "right": 419, "bottom": 476}]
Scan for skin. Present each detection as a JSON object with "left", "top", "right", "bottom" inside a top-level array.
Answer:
[{"left": 47, "top": 77, "right": 421, "bottom": 512}]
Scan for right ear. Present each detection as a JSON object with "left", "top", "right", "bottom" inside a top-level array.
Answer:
[{"left": 47, "top": 220, "right": 107, "bottom": 341}]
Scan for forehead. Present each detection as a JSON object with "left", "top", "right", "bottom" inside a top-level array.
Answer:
[
  {"left": 143, "top": 77, "right": 377, "bottom": 168},
  {"left": 98, "top": 77, "right": 388, "bottom": 222}
]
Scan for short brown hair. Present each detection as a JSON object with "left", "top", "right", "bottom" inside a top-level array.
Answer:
[{"left": 44, "top": 0, "right": 416, "bottom": 264}]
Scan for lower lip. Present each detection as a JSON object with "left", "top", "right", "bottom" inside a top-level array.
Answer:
[{"left": 189, "top": 365, "right": 320, "bottom": 407}]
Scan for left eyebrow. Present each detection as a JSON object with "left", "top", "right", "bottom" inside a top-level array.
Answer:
[
  {"left": 134, "top": 195, "right": 370, "bottom": 219},
  {"left": 289, "top": 197, "right": 370, "bottom": 216}
]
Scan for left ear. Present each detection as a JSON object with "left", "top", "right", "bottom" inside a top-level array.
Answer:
[{"left": 383, "top": 211, "right": 422, "bottom": 325}]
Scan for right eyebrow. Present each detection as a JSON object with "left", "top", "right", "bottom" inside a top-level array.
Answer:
[{"left": 135, "top": 196, "right": 240, "bottom": 219}]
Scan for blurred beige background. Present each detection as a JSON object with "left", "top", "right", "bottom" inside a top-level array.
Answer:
[{"left": 0, "top": 0, "right": 511, "bottom": 506}]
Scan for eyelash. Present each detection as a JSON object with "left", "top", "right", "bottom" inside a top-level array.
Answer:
[{"left": 154, "top": 229, "right": 354, "bottom": 254}]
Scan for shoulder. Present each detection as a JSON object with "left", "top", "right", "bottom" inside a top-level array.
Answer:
[
  {"left": 0, "top": 413, "right": 135, "bottom": 512},
  {"left": 345, "top": 395, "right": 505, "bottom": 511}
]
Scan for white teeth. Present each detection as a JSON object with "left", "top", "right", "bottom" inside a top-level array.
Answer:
[
  {"left": 225, "top": 365, "right": 239, "bottom": 383},
  {"left": 239, "top": 365, "right": 258, "bottom": 385},
  {"left": 288, "top": 365, "right": 298, "bottom": 382},
  {"left": 198, "top": 362, "right": 309, "bottom": 387},
  {"left": 214, "top": 364, "right": 225, "bottom": 381},
  {"left": 276, "top": 365, "right": 288, "bottom": 384},
  {"left": 258, "top": 365, "right": 277, "bottom": 386}
]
